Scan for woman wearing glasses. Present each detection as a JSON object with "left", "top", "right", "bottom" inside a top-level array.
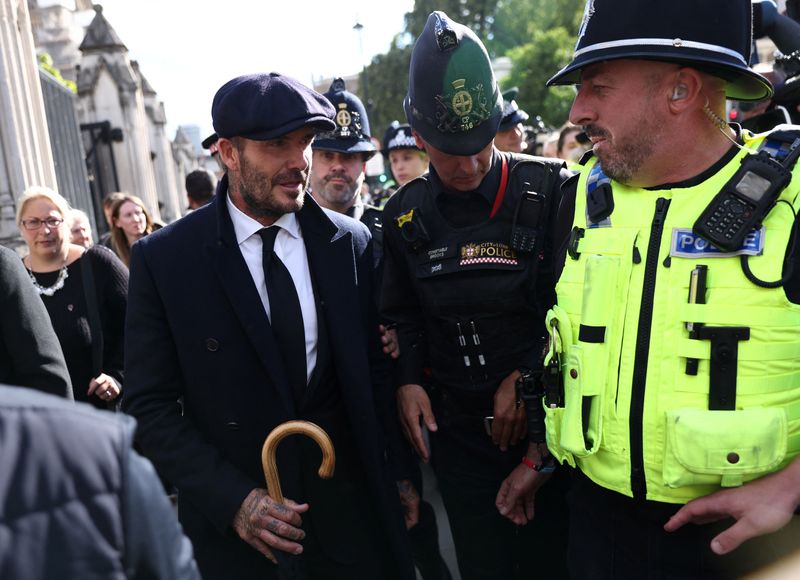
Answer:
[{"left": 16, "top": 186, "right": 128, "bottom": 409}]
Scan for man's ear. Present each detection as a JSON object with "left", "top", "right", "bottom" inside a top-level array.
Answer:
[
  {"left": 217, "top": 138, "right": 239, "bottom": 171},
  {"left": 668, "top": 68, "right": 704, "bottom": 112},
  {"left": 412, "top": 129, "right": 426, "bottom": 151}
]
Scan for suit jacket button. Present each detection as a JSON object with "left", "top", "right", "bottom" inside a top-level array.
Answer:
[
  {"left": 205, "top": 338, "right": 219, "bottom": 352},
  {"left": 225, "top": 422, "right": 240, "bottom": 431}
]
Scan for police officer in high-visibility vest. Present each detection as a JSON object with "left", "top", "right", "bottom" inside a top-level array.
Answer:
[
  {"left": 499, "top": 0, "right": 800, "bottom": 577},
  {"left": 381, "top": 11, "right": 572, "bottom": 579}
]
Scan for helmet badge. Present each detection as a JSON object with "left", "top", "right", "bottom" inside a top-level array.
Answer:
[
  {"left": 336, "top": 103, "right": 352, "bottom": 137},
  {"left": 451, "top": 79, "right": 473, "bottom": 117}
]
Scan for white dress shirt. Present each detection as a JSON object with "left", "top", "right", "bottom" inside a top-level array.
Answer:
[{"left": 227, "top": 195, "right": 317, "bottom": 382}]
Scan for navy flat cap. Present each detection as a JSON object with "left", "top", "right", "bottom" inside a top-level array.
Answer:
[{"left": 212, "top": 73, "right": 336, "bottom": 140}]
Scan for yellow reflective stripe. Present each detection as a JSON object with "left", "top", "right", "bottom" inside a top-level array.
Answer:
[
  {"left": 680, "top": 303, "right": 800, "bottom": 326},
  {"left": 676, "top": 338, "right": 800, "bottom": 361}
]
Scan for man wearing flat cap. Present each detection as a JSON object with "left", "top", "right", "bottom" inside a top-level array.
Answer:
[
  {"left": 122, "top": 72, "right": 414, "bottom": 580},
  {"left": 501, "top": 0, "right": 800, "bottom": 576}
]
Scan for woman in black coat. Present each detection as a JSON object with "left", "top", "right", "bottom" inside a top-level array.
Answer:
[{"left": 16, "top": 186, "right": 128, "bottom": 409}]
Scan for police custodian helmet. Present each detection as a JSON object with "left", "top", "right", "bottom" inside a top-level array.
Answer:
[
  {"left": 547, "top": 0, "right": 773, "bottom": 102},
  {"left": 404, "top": 11, "right": 503, "bottom": 156},
  {"left": 313, "top": 78, "right": 377, "bottom": 159},
  {"left": 382, "top": 121, "right": 422, "bottom": 154},
  {"left": 499, "top": 87, "right": 529, "bottom": 133}
]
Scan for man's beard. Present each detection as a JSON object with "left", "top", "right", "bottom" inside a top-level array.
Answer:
[
  {"left": 584, "top": 101, "right": 661, "bottom": 184},
  {"left": 236, "top": 157, "right": 308, "bottom": 219},
  {"left": 317, "top": 171, "right": 359, "bottom": 206}
]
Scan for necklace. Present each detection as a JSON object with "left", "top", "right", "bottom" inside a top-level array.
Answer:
[{"left": 27, "top": 262, "right": 69, "bottom": 296}]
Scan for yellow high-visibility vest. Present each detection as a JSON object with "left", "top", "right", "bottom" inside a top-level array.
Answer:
[{"left": 545, "top": 129, "right": 800, "bottom": 503}]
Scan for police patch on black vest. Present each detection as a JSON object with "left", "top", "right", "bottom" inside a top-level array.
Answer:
[
  {"left": 414, "top": 241, "right": 522, "bottom": 278},
  {"left": 670, "top": 227, "right": 765, "bottom": 258},
  {"left": 459, "top": 242, "right": 519, "bottom": 266}
]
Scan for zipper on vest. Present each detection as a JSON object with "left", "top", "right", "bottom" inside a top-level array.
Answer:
[{"left": 629, "top": 197, "right": 670, "bottom": 500}]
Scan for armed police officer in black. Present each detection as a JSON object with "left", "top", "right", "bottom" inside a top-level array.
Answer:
[{"left": 381, "top": 12, "right": 571, "bottom": 580}]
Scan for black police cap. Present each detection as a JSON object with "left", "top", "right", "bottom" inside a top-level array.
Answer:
[
  {"left": 201, "top": 133, "right": 218, "bottom": 150},
  {"left": 382, "top": 121, "right": 422, "bottom": 154},
  {"left": 548, "top": 0, "right": 772, "bottom": 102},
  {"left": 212, "top": 73, "right": 335, "bottom": 140},
  {"left": 404, "top": 11, "right": 503, "bottom": 156},
  {"left": 499, "top": 87, "right": 530, "bottom": 132},
  {"left": 313, "top": 78, "right": 376, "bottom": 159}
]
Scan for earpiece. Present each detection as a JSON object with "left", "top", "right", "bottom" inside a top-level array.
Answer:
[{"left": 671, "top": 85, "right": 688, "bottom": 101}]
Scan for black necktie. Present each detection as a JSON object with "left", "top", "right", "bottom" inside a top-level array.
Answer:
[{"left": 259, "top": 227, "right": 307, "bottom": 402}]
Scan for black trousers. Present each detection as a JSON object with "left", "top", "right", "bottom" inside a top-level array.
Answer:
[
  {"left": 568, "top": 470, "right": 800, "bottom": 580},
  {"left": 293, "top": 435, "right": 400, "bottom": 580},
  {"left": 429, "top": 422, "right": 571, "bottom": 580},
  {"left": 407, "top": 461, "right": 453, "bottom": 580}
]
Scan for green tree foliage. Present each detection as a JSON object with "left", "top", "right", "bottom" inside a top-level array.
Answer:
[
  {"left": 37, "top": 53, "right": 77, "bottom": 93},
  {"left": 362, "top": 40, "right": 414, "bottom": 139},
  {"left": 491, "top": 0, "right": 586, "bottom": 127},
  {"left": 504, "top": 26, "right": 577, "bottom": 127},
  {"left": 404, "top": 0, "right": 498, "bottom": 38},
  {"left": 487, "top": 0, "right": 584, "bottom": 56}
]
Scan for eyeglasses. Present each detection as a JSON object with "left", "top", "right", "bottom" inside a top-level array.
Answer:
[{"left": 20, "top": 217, "right": 64, "bottom": 230}]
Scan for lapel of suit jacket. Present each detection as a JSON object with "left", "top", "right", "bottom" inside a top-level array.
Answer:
[
  {"left": 298, "top": 195, "right": 367, "bottom": 394},
  {"left": 204, "top": 178, "right": 294, "bottom": 416}
]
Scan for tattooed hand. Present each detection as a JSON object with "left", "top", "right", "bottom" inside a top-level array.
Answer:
[
  {"left": 397, "top": 479, "right": 420, "bottom": 529},
  {"left": 232, "top": 488, "right": 309, "bottom": 563}
]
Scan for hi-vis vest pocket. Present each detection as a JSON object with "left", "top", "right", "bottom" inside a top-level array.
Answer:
[
  {"left": 663, "top": 408, "right": 788, "bottom": 488},
  {"left": 545, "top": 406, "right": 575, "bottom": 467},
  {"left": 560, "top": 345, "right": 603, "bottom": 457}
]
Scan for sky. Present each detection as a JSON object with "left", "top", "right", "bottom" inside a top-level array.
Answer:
[{"left": 87, "top": 0, "right": 416, "bottom": 142}]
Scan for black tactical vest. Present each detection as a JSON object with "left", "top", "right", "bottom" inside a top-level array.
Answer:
[{"left": 392, "top": 155, "right": 560, "bottom": 392}]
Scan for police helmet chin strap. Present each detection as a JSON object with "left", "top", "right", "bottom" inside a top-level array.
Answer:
[{"left": 702, "top": 97, "right": 758, "bottom": 155}]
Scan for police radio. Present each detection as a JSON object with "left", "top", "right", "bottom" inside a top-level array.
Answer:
[
  {"left": 693, "top": 151, "right": 792, "bottom": 252},
  {"left": 511, "top": 183, "right": 546, "bottom": 253}
]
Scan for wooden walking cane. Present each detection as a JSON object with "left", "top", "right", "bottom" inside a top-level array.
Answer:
[
  {"left": 261, "top": 421, "right": 334, "bottom": 579},
  {"left": 261, "top": 420, "right": 335, "bottom": 504}
]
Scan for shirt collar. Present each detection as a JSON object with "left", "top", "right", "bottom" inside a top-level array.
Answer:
[
  {"left": 226, "top": 191, "right": 301, "bottom": 246},
  {"left": 345, "top": 196, "right": 364, "bottom": 221},
  {"left": 427, "top": 148, "right": 501, "bottom": 204}
]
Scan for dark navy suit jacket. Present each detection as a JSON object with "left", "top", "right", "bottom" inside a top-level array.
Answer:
[{"left": 122, "top": 183, "right": 412, "bottom": 580}]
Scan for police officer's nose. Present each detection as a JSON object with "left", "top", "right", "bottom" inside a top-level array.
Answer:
[
  {"left": 569, "top": 87, "right": 595, "bottom": 127},
  {"left": 456, "top": 155, "right": 480, "bottom": 176}
]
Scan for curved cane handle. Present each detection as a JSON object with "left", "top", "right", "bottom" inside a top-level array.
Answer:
[{"left": 261, "top": 420, "right": 335, "bottom": 504}]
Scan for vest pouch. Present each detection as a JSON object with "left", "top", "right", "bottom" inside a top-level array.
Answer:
[
  {"left": 577, "top": 255, "right": 619, "bottom": 398},
  {"left": 663, "top": 407, "right": 788, "bottom": 488},
  {"left": 545, "top": 405, "right": 576, "bottom": 467},
  {"left": 556, "top": 255, "right": 617, "bottom": 458},
  {"left": 559, "top": 345, "right": 603, "bottom": 457}
]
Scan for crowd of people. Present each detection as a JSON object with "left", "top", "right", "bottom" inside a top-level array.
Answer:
[{"left": 4, "top": 0, "right": 800, "bottom": 579}]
